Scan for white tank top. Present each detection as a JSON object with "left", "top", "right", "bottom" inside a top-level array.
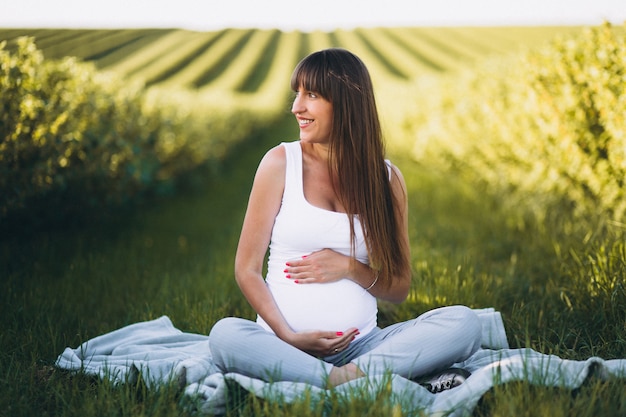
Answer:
[{"left": 256, "top": 141, "right": 377, "bottom": 338}]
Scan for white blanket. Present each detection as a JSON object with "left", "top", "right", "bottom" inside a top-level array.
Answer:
[{"left": 55, "top": 310, "right": 626, "bottom": 416}]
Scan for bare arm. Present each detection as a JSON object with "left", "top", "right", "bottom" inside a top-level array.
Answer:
[{"left": 234, "top": 145, "right": 290, "bottom": 336}]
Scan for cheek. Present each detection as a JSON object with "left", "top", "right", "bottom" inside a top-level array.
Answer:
[{"left": 323, "top": 108, "right": 334, "bottom": 125}]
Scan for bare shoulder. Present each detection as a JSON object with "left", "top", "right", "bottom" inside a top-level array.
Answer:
[
  {"left": 256, "top": 144, "right": 286, "bottom": 176},
  {"left": 387, "top": 162, "right": 404, "bottom": 179},
  {"left": 387, "top": 161, "right": 407, "bottom": 191},
  {"left": 250, "top": 144, "right": 287, "bottom": 200}
]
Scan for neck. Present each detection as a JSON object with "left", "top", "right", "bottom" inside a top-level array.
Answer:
[{"left": 301, "top": 141, "right": 331, "bottom": 163}]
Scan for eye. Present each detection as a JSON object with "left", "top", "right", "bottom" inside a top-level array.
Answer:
[{"left": 293, "top": 89, "right": 320, "bottom": 99}]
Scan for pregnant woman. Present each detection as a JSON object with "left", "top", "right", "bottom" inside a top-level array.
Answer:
[{"left": 209, "top": 48, "right": 482, "bottom": 390}]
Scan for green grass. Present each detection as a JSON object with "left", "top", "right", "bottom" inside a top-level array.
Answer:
[{"left": 1, "top": 110, "right": 624, "bottom": 416}]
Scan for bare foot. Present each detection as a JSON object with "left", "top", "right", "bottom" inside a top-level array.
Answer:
[{"left": 328, "top": 363, "right": 366, "bottom": 387}]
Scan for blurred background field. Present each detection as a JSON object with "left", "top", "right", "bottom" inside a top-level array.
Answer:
[
  {"left": 0, "top": 25, "right": 588, "bottom": 227},
  {"left": 1, "top": 22, "right": 625, "bottom": 417}
]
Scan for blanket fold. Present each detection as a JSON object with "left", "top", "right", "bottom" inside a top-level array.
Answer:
[{"left": 55, "top": 312, "right": 626, "bottom": 416}]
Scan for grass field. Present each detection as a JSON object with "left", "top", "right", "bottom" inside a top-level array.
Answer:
[
  {"left": 2, "top": 113, "right": 625, "bottom": 416},
  {"left": 1, "top": 26, "right": 625, "bottom": 416}
]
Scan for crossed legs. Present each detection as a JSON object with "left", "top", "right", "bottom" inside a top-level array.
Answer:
[{"left": 209, "top": 306, "right": 482, "bottom": 388}]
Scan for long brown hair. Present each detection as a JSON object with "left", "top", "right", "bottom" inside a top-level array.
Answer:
[{"left": 290, "top": 48, "right": 409, "bottom": 288}]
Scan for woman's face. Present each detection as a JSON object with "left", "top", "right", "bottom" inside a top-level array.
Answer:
[{"left": 291, "top": 86, "right": 333, "bottom": 145}]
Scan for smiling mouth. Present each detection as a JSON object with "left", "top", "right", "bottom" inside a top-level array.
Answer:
[{"left": 298, "top": 118, "right": 313, "bottom": 126}]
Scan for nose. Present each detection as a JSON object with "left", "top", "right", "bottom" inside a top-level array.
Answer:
[{"left": 291, "top": 93, "right": 304, "bottom": 115}]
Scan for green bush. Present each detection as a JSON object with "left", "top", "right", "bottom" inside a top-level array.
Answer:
[
  {"left": 404, "top": 23, "right": 626, "bottom": 234},
  {"left": 0, "top": 38, "right": 270, "bottom": 227},
  {"left": 1, "top": 38, "right": 152, "bottom": 216}
]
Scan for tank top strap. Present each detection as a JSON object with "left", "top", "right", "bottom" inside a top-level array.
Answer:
[{"left": 281, "top": 141, "right": 303, "bottom": 199}]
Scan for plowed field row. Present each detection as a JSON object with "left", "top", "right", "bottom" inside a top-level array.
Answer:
[{"left": 1, "top": 27, "right": 580, "bottom": 96}]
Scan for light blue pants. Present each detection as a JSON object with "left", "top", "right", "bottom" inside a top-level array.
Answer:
[{"left": 209, "top": 305, "right": 482, "bottom": 388}]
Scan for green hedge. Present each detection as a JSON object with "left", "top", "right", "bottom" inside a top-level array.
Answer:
[
  {"left": 404, "top": 23, "right": 625, "bottom": 233},
  {"left": 0, "top": 38, "right": 270, "bottom": 226}
]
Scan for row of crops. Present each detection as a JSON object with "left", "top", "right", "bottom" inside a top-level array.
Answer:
[{"left": 1, "top": 26, "right": 581, "bottom": 98}]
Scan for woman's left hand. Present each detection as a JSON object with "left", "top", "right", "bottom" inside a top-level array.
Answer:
[{"left": 284, "top": 249, "right": 351, "bottom": 284}]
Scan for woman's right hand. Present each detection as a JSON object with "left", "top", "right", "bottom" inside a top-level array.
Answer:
[
  {"left": 284, "top": 248, "right": 351, "bottom": 285},
  {"left": 284, "top": 328, "right": 360, "bottom": 357}
]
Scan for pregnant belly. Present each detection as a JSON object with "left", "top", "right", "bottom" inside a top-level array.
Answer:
[{"left": 269, "top": 278, "right": 377, "bottom": 334}]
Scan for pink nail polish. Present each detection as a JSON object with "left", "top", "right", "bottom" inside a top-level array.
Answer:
[
  {"left": 286, "top": 274, "right": 291, "bottom": 278},
  {"left": 294, "top": 280, "right": 299, "bottom": 284},
  {"left": 286, "top": 262, "right": 291, "bottom": 266},
  {"left": 283, "top": 269, "right": 288, "bottom": 273},
  {"left": 336, "top": 332, "right": 343, "bottom": 336},
  {"left": 302, "top": 255, "right": 307, "bottom": 259}
]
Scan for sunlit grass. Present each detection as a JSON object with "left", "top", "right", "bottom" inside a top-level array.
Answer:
[{"left": 2, "top": 119, "right": 625, "bottom": 416}]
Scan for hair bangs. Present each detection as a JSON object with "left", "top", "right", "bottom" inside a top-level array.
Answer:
[{"left": 290, "top": 51, "right": 331, "bottom": 99}]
